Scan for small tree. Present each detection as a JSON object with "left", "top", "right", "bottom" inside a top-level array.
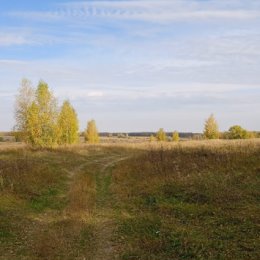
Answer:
[
  {"left": 228, "top": 125, "right": 248, "bottom": 139},
  {"left": 150, "top": 134, "right": 156, "bottom": 142},
  {"left": 172, "top": 131, "right": 179, "bottom": 142},
  {"left": 203, "top": 114, "right": 219, "bottom": 139},
  {"left": 156, "top": 128, "right": 167, "bottom": 141},
  {"left": 14, "top": 78, "right": 34, "bottom": 142},
  {"left": 58, "top": 100, "right": 79, "bottom": 145},
  {"left": 27, "top": 81, "right": 59, "bottom": 147},
  {"left": 85, "top": 120, "right": 99, "bottom": 143}
]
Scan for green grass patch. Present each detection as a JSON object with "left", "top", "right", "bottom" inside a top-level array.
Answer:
[
  {"left": 112, "top": 144, "right": 260, "bottom": 260},
  {"left": 29, "top": 187, "right": 67, "bottom": 212}
]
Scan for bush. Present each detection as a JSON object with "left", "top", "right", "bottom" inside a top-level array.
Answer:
[{"left": 227, "top": 125, "right": 248, "bottom": 139}]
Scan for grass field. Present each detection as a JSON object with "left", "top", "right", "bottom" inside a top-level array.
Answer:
[{"left": 0, "top": 140, "right": 259, "bottom": 259}]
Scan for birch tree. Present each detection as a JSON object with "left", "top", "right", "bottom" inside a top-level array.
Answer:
[
  {"left": 156, "top": 128, "right": 167, "bottom": 141},
  {"left": 14, "top": 79, "right": 34, "bottom": 141},
  {"left": 203, "top": 114, "right": 219, "bottom": 139},
  {"left": 27, "top": 81, "right": 59, "bottom": 147},
  {"left": 58, "top": 100, "right": 79, "bottom": 144},
  {"left": 85, "top": 120, "right": 99, "bottom": 143}
]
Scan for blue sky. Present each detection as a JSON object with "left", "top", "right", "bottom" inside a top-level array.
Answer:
[{"left": 0, "top": 0, "right": 260, "bottom": 132}]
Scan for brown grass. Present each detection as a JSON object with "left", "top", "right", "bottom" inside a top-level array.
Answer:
[
  {"left": 1, "top": 139, "right": 260, "bottom": 260},
  {"left": 112, "top": 140, "right": 260, "bottom": 260}
]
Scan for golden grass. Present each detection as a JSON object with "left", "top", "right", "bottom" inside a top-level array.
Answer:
[
  {"left": 56, "top": 138, "right": 260, "bottom": 155},
  {"left": 1, "top": 137, "right": 260, "bottom": 152},
  {"left": 0, "top": 142, "right": 26, "bottom": 151}
]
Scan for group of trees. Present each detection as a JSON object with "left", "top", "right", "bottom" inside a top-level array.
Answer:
[
  {"left": 15, "top": 79, "right": 99, "bottom": 147},
  {"left": 14, "top": 79, "right": 257, "bottom": 146},
  {"left": 203, "top": 114, "right": 253, "bottom": 140},
  {"left": 151, "top": 114, "right": 255, "bottom": 142},
  {"left": 150, "top": 129, "right": 180, "bottom": 142}
]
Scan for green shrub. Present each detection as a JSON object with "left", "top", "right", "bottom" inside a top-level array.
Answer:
[{"left": 227, "top": 125, "right": 248, "bottom": 139}]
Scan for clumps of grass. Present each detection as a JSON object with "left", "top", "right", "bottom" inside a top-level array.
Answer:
[
  {"left": 112, "top": 142, "right": 260, "bottom": 260},
  {"left": 32, "top": 219, "right": 95, "bottom": 260},
  {"left": 67, "top": 172, "right": 96, "bottom": 214},
  {"left": 0, "top": 151, "right": 60, "bottom": 198},
  {"left": 0, "top": 147, "right": 98, "bottom": 260},
  {"left": 29, "top": 187, "right": 67, "bottom": 212}
]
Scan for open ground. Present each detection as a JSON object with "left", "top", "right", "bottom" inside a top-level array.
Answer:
[{"left": 0, "top": 139, "right": 260, "bottom": 260}]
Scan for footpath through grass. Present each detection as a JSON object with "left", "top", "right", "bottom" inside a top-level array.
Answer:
[
  {"left": 0, "top": 145, "right": 131, "bottom": 260},
  {"left": 0, "top": 147, "right": 97, "bottom": 260}
]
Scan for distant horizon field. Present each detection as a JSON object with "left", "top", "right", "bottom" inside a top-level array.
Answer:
[{"left": 1, "top": 137, "right": 260, "bottom": 149}]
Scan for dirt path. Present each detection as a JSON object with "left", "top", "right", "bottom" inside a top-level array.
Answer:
[
  {"left": 0, "top": 148, "right": 130, "bottom": 260},
  {"left": 93, "top": 156, "right": 129, "bottom": 260},
  {"left": 64, "top": 153, "right": 129, "bottom": 260}
]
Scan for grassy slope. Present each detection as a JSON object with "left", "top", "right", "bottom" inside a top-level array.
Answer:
[
  {"left": 112, "top": 141, "right": 260, "bottom": 260},
  {"left": 0, "top": 146, "right": 103, "bottom": 260},
  {"left": 0, "top": 145, "right": 132, "bottom": 260},
  {"left": 0, "top": 141, "right": 259, "bottom": 260}
]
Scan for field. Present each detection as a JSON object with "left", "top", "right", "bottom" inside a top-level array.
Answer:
[{"left": 0, "top": 139, "right": 260, "bottom": 260}]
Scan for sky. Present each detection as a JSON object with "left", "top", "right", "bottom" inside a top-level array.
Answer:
[{"left": 0, "top": 0, "right": 260, "bottom": 132}]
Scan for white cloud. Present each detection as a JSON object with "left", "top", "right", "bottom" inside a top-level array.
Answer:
[
  {"left": 87, "top": 91, "right": 104, "bottom": 97},
  {"left": 1, "top": 1, "right": 260, "bottom": 131},
  {"left": 0, "top": 33, "right": 29, "bottom": 46},
  {"left": 51, "top": 82, "right": 260, "bottom": 104},
  {"left": 8, "top": 1, "right": 260, "bottom": 23},
  {"left": 0, "top": 59, "right": 27, "bottom": 65},
  {"left": 54, "top": 89, "right": 105, "bottom": 100}
]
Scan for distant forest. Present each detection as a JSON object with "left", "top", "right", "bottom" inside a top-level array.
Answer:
[
  {"left": 1, "top": 131, "right": 199, "bottom": 139},
  {"left": 99, "top": 132, "right": 200, "bottom": 138}
]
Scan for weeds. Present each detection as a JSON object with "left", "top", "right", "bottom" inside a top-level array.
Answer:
[
  {"left": 112, "top": 141, "right": 260, "bottom": 260},
  {"left": 0, "top": 148, "right": 97, "bottom": 260}
]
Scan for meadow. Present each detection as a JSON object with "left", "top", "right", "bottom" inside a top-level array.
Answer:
[{"left": 0, "top": 139, "right": 259, "bottom": 260}]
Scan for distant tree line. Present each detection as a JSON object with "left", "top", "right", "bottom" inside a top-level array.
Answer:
[
  {"left": 97, "top": 132, "right": 196, "bottom": 138},
  {"left": 149, "top": 114, "right": 258, "bottom": 142},
  {"left": 14, "top": 79, "right": 99, "bottom": 147}
]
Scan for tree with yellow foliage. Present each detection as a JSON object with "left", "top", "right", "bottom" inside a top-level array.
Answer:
[
  {"left": 26, "top": 102, "right": 41, "bottom": 146},
  {"left": 58, "top": 100, "right": 79, "bottom": 144},
  {"left": 150, "top": 134, "right": 156, "bottom": 142},
  {"left": 203, "top": 114, "right": 219, "bottom": 139},
  {"left": 14, "top": 78, "right": 34, "bottom": 142},
  {"left": 156, "top": 128, "right": 167, "bottom": 141},
  {"left": 172, "top": 131, "right": 180, "bottom": 142},
  {"left": 85, "top": 120, "right": 99, "bottom": 143},
  {"left": 27, "top": 81, "right": 59, "bottom": 147}
]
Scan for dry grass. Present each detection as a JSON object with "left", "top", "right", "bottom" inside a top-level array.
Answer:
[
  {"left": 112, "top": 139, "right": 260, "bottom": 260},
  {"left": 69, "top": 138, "right": 260, "bottom": 152},
  {"left": 0, "top": 148, "right": 97, "bottom": 260},
  {"left": 67, "top": 171, "right": 96, "bottom": 215},
  {"left": 0, "top": 142, "right": 26, "bottom": 151},
  {"left": 1, "top": 139, "right": 260, "bottom": 260}
]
